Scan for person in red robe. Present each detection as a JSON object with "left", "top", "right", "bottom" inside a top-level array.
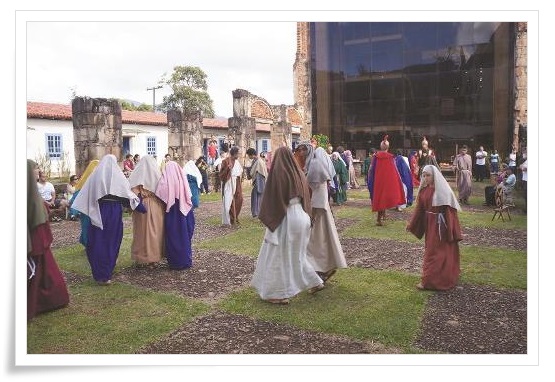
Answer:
[
  {"left": 367, "top": 135, "right": 406, "bottom": 226},
  {"left": 408, "top": 150, "right": 420, "bottom": 187},
  {"left": 406, "top": 164, "right": 463, "bottom": 291},
  {"left": 27, "top": 159, "right": 70, "bottom": 320}
]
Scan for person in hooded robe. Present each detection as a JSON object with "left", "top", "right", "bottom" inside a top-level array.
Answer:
[
  {"left": 344, "top": 150, "right": 360, "bottom": 189},
  {"left": 183, "top": 159, "right": 203, "bottom": 209},
  {"left": 27, "top": 159, "right": 70, "bottom": 320},
  {"left": 155, "top": 161, "right": 195, "bottom": 270},
  {"left": 69, "top": 159, "right": 99, "bottom": 247},
  {"left": 330, "top": 152, "right": 348, "bottom": 205},
  {"left": 294, "top": 142, "right": 347, "bottom": 283},
  {"left": 367, "top": 135, "right": 406, "bottom": 226},
  {"left": 407, "top": 165, "right": 463, "bottom": 291},
  {"left": 246, "top": 148, "right": 268, "bottom": 217},
  {"left": 128, "top": 155, "right": 165, "bottom": 266},
  {"left": 72, "top": 154, "right": 146, "bottom": 285},
  {"left": 251, "top": 146, "right": 324, "bottom": 305}
]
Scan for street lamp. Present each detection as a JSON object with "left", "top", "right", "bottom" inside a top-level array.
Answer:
[{"left": 146, "top": 85, "right": 163, "bottom": 112}]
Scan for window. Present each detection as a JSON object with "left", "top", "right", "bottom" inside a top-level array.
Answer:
[
  {"left": 46, "top": 134, "right": 62, "bottom": 158},
  {"left": 258, "top": 139, "right": 271, "bottom": 154},
  {"left": 146, "top": 136, "right": 156, "bottom": 156}
]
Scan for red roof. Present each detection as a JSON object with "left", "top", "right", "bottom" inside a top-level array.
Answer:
[{"left": 27, "top": 101, "right": 229, "bottom": 128}]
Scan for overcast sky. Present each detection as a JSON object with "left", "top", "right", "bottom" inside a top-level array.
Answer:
[{"left": 26, "top": 21, "right": 297, "bottom": 118}]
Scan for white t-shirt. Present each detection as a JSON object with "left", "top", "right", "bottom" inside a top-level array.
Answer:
[
  {"left": 37, "top": 181, "right": 55, "bottom": 202},
  {"left": 475, "top": 150, "right": 487, "bottom": 165}
]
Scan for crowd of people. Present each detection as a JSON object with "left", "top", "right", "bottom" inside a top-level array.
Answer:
[{"left": 27, "top": 136, "right": 527, "bottom": 319}]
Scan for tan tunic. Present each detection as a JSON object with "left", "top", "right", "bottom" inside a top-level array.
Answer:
[{"left": 131, "top": 188, "right": 166, "bottom": 264}]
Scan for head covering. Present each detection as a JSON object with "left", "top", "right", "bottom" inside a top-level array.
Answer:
[
  {"left": 380, "top": 135, "right": 390, "bottom": 151},
  {"left": 308, "top": 147, "right": 335, "bottom": 185},
  {"left": 419, "top": 164, "right": 461, "bottom": 211},
  {"left": 75, "top": 159, "right": 99, "bottom": 191},
  {"left": 249, "top": 153, "right": 269, "bottom": 179},
  {"left": 258, "top": 146, "right": 312, "bottom": 232},
  {"left": 331, "top": 151, "right": 346, "bottom": 166},
  {"left": 183, "top": 160, "right": 203, "bottom": 188},
  {"left": 72, "top": 154, "right": 140, "bottom": 229},
  {"left": 128, "top": 155, "right": 162, "bottom": 193},
  {"left": 27, "top": 160, "right": 48, "bottom": 251},
  {"left": 155, "top": 161, "right": 193, "bottom": 217},
  {"left": 295, "top": 140, "right": 314, "bottom": 173}
]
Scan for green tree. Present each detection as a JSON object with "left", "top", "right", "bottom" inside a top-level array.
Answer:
[
  {"left": 312, "top": 134, "right": 330, "bottom": 150},
  {"left": 119, "top": 100, "right": 153, "bottom": 112},
  {"left": 159, "top": 65, "right": 215, "bottom": 118}
]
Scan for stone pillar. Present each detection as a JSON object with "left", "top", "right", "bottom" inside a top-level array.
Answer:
[
  {"left": 167, "top": 109, "right": 203, "bottom": 166},
  {"left": 513, "top": 22, "right": 527, "bottom": 150},
  {"left": 294, "top": 22, "right": 312, "bottom": 141},
  {"left": 229, "top": 89, "right": 256, "bottom": 160},
  {"left": 72, "top": 97, "right": 122, "bottom": 176},
  {"left": 270, "top": 105, "right": 292, "bottom": 150}
]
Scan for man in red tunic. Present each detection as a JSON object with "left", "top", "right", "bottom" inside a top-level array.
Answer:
[{"left": 367, "top": 135, "right": 406, "bottom": 226}]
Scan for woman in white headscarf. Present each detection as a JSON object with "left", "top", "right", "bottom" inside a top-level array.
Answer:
[
  {"left": 128, "top": 155, "right": 165, "bottom": 266},
  {"left": 406, "top": 165, "right": 463, "bottom": 291},
  {"left": 344, "top": 150, "right": 360, "bottom": 189},
  {"left": 294, "top": 142, "right": 347, "bottom": 284},
  {"left": 72, "top": 154, "right": 145, "bottom": 285}
]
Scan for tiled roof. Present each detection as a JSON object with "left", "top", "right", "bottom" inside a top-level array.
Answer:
[{"left": 27, "top": 101, "right": 229, "bottom": 128}]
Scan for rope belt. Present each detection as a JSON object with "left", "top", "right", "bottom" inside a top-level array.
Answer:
[
  {"left": 426, "top": 211, "right": 446, "bottom": 241},
  {"left": 27, "top": 257, "right": 36, "bottom": 280}
]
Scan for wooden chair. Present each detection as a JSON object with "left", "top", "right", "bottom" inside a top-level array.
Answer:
[{"left": 492, "top": 185, "right": 511, "bottom": 222}]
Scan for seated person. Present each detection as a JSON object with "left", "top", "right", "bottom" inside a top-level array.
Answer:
[
  {"left": 66, "top": 174, "right": 80, "bottom": 220},
  {"left": 502, "top": 167, "right": 516, "bottom": 205},
  {"left": 37, "top": 170, "right": 69, "bottom": 221}
]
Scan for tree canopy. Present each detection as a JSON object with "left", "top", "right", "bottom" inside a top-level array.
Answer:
[
  {"left": 158, "top": 65, "right": 215, "bottom": 118},
  {"left": 119, "top": 100, "right": 153, "bottom": 112}
]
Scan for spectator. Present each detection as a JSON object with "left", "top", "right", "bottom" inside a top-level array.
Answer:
[
  {"left": 207, "top": 139, "right": 218, "bottom": 168},
  {"left": 133, "top": 154, "right": 140, "bottom": 166},
  {"left": 123, "top": 154, "right": 134, "bottom": 177},
  {"left": 160, "top": 153, "right": 172, "bottom": 172},
  {"left": 502, "top": 167, "right": 517, "bottom": 205},
  {"left": 474, "top": 145, "right": 488, "bottom": 182},
  {"left": 195, "top": 156, "right": 210, "bottom": 194},
  {"left": 66, "top": 174, "right": 79, "bottom": 220},
  {"left": 519, "top": 152, "right": 527, "bottom": 212},
  {"left": 36, "top": 170, "right": 69, "bottom": 222},
  {"left": 489, "top": 149, "right": 500, "bottom": 174}
]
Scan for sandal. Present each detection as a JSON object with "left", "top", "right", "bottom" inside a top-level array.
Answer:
[
  {"left": 267, "top": 298, "right": 289, "bottom": 305},
  {"left": 415, "top": 283, "right": 425, "bottom": 290},
  {"left": 308, "top": 283, "right": 325, "bottom": 294},
  {"left": 322, "top": 269, "right": 336, "bottom": 283}
]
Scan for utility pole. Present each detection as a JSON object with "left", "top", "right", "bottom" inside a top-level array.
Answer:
[{"left": 146, "top": 85, "right": 163, "bottom": 112}]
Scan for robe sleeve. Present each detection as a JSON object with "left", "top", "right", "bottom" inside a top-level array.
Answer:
[
  {"left": 444, "top": 206, "right": 463, "bottom": 242},
  {"left": 219, "top": 159, "right": 231, "bottom": 182},
  {"left": 407, "top": 193, "right": 426, "bottom": 240}
]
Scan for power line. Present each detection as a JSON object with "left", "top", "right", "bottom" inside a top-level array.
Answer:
[{"left": 146, "top": 85, "right": 163, "bottom": 112}]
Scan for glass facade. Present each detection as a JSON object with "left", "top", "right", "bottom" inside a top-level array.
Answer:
[{"left": 310, "top": 22, "right": 515, "bottom": 162}]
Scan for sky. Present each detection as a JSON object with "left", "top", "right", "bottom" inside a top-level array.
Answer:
[{"left": 26, "top": 21, "right": 297, "bottom": 118}]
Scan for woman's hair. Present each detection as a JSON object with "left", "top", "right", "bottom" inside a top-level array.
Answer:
[{"left": 230, "top": 146, "right": 239, "bottom": 156}]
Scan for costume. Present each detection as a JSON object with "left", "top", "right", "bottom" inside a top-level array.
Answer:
[
  {"left": 452, "top": 150, "right": 473, "bottom": 204},
  {"left": 70, "top": 159, "right": 99, "bottom": 247},
  {"left": 407, "top": 165, "right": 462, "bottom": 291},
  {"left": 344, "top": 150, "right": 359, "bottom": 189},
  {"left": 72, "top": 154, "right": 143, "bottom": 283},
  {"left": 184, "top": 160, "right": 203, "bottom": 209},
  {"left": 331, "top": 152, "right": 348, "bottom": 205},
  {"left": 156, "top": 161, "right": 195, "bottom": 269},
  {"left": 408, "top": 150, "right": 420, "bottom": 187},
  {"left": 299, "top": 144, "right": 346, "bottom": 279},
  {"left": 219, "top": 154, "right": 243, "bottom": 225},
  {"left": 417, "top": 136, "right": 439, "bottom": 178},
  {"left": 251, "top": 147, "right": 323, "bottom": 301},
  {"left": 248, "top": 156, "right": 268, "bottom": 217},
  {"left": 27, "top": 160, "right": 69, "bottom": 320},
  {"left": 128, "top": 155, "right": 165, "bottom": 265},
  {"left": 367, "top": 136, "right": 406, "bottom": 225},
  {"left": 394, "top": 153, "right": 414, "bottom": 208}
]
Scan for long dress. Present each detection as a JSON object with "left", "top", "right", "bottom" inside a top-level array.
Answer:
[
  {"left": 220, "top": 158, "right": 243, "bottom": 225},
  {"left": 453, "top": 153, "right": 473, "bottom": 202},
  {"left": 131, "top": 188, "right": 165, "bottom": 264},
  {"left": 86, "top": 197, "right": 126, "bottom": 282},
  {"left": 163, "top": 199, "right": 195, "bottom": 269},
  {"left": 28, "top": 209, "right": 70, "bottom": 320},
  {"left": 407, "top": 186, "right": 462, "bottom": 290},
  {"left": 331, "top": 158, "right": 348, "bottom": 205},
  {"left": 251, "top": 198, "right": 323, "bottom": 300},
  {"left": 306, "top": 182, "right": 347, "bottom": 274}
]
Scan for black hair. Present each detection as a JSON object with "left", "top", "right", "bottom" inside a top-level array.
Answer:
[
  {"left": 230, "top": 146, "right": 239, "bottom": 156},
  {"left": 246, "top": 148, "right": 256, "bottom": 156}
]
